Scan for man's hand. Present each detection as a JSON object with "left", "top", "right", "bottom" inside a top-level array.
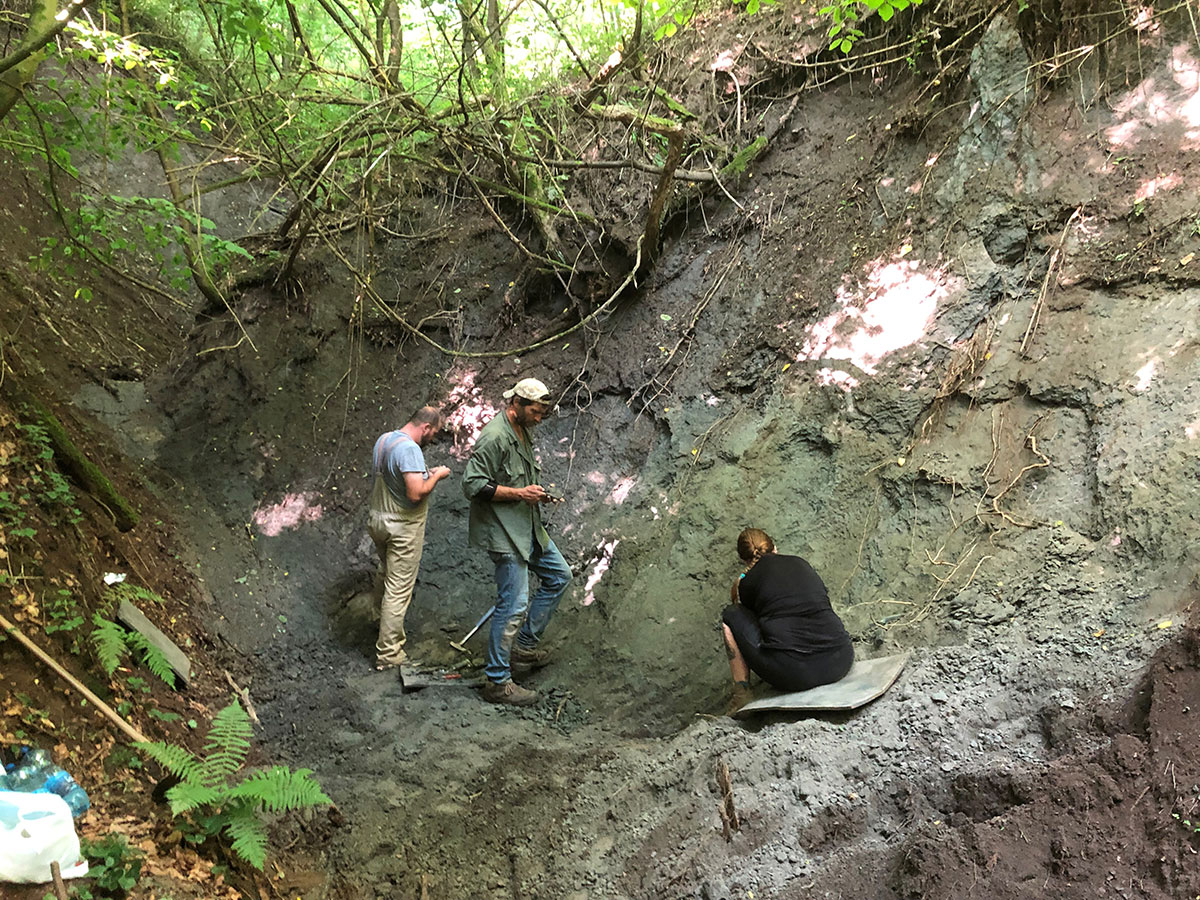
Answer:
[
  {"left": 430, "top": 465, "right": 451, "bottom": 480},
  {"left": 515, "top": 483, "right": 549, "bottom": 505}
]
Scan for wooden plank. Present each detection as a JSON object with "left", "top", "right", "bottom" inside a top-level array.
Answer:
[
  {"left": 400, "top": 665, "right": 484, "bottom": 691},
  {"left": 115, "top": 599, "right": 192, "bottom": 687}
]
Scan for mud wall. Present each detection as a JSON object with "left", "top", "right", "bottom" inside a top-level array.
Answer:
[{"left": 117, "top": 12, "right": 1198, "bottom": 726}]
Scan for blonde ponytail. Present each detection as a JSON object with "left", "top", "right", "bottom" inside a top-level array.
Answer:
[{"left": 736, "top": 528, "right": 776, "bottom": 564}]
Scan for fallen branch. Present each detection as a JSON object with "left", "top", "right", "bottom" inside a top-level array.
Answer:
[
  {"left": 586, "top": 102, "right": 686, "bottom": 138},
  {"left": 224, "top": 670, "right": 261, "bottom": 726},
  {"left": 50, "top": 861, "right": 69, "bottom": 900},
  {"left": 506, "top": 151, "right": 718, "bottom": 183},
  {"left": 643, "top": 131, "right": 683, "bottom": 264},
  {"left": 0, "top": 612, "right": 149, "bottom": 744}
]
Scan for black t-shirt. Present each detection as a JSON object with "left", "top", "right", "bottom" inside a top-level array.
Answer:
[{"left": 738, "top": 554, "right": 851, "bottom": 654}]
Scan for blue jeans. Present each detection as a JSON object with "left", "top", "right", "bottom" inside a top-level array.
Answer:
[{"left": 485, "top": 539, "right": 572, "bottom": 683}]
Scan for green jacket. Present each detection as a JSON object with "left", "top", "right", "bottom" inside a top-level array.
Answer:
[{"left": 462, "top": 411, "right": 549, "bottom": 561}]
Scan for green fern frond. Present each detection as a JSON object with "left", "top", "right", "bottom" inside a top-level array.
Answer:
[
  {"left": 164, "top": 780, "right": 222, "bottom": 816},
  {"left": 222, "top": 806, "right": 268, "bottom": 870},
  {"left": 136, "top": 700, "right": 325, "bottom": 871},
  {"left": 125, "top": 631, "right": 177, "bottom": 688},
  {"left": 91, "top": 614, "right": 130, "bottom": 676},
  {"left": 204, "top": 700, "right": 253, "bottom": 757},
  {"left": 101, "top": 582, "right": 168, "bottom": 615},
  {"left": 135, "top": 741, "right": 201, "bottom": 781},
  {"left": 198, "top": 700, "right": 252, "bottom": 788},
  {"left": 226, "top": 767, "right": 331, "bottom": 813}
]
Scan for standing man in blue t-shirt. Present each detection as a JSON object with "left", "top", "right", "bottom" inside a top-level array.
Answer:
[{"left": 368, "top": 406, "right": 451, "bottom": 672}]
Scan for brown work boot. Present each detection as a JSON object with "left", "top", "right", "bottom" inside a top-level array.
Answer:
[
  {"left": 726, "top": 681, "right": 753, "bottom": 716},
  {"left": 482, "top": 680, "right": 539, "bottom": 706},
  {"left": 510, "top": 645, "right": 551, "bottom": 668}
]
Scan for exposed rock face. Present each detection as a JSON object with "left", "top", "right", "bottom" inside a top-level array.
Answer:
[{"left": 935, "top": 13, "right": 1037, "bottom": 210}]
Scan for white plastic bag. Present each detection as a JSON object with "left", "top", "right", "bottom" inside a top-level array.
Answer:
[{"left": 0, "top": 791, "right": 89, "bottom": 884}]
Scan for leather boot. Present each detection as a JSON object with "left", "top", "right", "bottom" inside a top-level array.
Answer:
[
  {"left": 726, "top": 681, "right": 753, "bottom": 715},
  {"left": 482, "top": 680, "right": 539, "bottom": 706}
]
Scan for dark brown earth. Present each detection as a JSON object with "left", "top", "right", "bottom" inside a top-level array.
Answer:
[
  {"left": 4, "top": 2, "right": 1200, "bottom": 899},
  {"left": 892, "top": 624, "right": 1200, "bottom": 900}
]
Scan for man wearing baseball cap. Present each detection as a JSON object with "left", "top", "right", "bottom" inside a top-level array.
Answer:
[{"left": 462, "top": 377, "right": 573, "bottom": 706}]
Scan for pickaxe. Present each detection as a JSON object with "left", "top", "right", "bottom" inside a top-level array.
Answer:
[{"left": 449, "top": 605, "right": 495, "bottom": 653}]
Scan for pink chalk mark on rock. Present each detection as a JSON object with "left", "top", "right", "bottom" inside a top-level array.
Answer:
[
  {"left": 582, "top": 539, "right": 620, "bottom": 607},
  {"left": 798, "top": 258, "right": 945, "bottom": 377},
  {"left": 444, "top": 369, "right": 498, "bottom": 460},
  {"left": 253, "top": 492, "right": 324, "bottom": 537},
  {"left": 608, "top": 476, "right": 637, "bottom": 505}
]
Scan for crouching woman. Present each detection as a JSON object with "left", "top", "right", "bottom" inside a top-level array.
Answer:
[{"left": 721, "top": 528, "right": 853, "bottom": 713}]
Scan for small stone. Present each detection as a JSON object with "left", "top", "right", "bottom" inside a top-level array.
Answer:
[{"left": 931, "top": 691, "right": 949, "bottom": 703}]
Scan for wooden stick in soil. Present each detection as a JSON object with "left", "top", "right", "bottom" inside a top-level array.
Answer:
[
  {"left": 225, "top": 670, "right": 261, "bottom": 725},
  {"left": 0, "top": 612, "right": 149, "bottom": 744},
  {"left": 50, "top": 861, "right": 69, "bottom": 900},
  {"left": 716, "top": 757, "right": 740, "bottom": 841}
]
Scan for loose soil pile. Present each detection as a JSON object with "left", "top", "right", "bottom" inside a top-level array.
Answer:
[{"left": 3, "top": 2, "right": 1200, "bottom": 899}]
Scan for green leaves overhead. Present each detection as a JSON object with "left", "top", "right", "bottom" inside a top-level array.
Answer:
[{"left": 820, "top": 0, "right": 920, "bottom": 54}]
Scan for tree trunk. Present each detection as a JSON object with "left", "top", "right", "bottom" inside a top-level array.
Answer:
[
  {"left": 484, "top": 0, "right": 504, "bottom": 80},
  {"left": 384, "top": 0, "right": 403, "bottom": 86},
  {"left": 0, "top": 0, "right": 70, "bottom": 123}
]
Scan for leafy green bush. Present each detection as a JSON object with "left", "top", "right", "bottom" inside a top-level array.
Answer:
[
  {"left": 45, "top": 588, "right": 86, "bottom": 653},
  {"left": 77, "top": 835, "right": 144, "bottom": 898},
  {"left": 137, "top": 700, "right": 331, "bottom": 869},
  {"left": 28, "top": 195, "right": 253, "bottom": 293},
  {"left": 0, "top": 417, "right": 82, "bottom": 546}
]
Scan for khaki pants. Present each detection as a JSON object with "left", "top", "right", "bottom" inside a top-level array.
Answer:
[{"left": 367, "top": 477, "right": 428, "bottom": 667}]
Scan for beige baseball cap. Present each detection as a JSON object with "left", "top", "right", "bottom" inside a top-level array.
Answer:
[{"left": 503, "top": 377, "right": 552, "bottom": 403}]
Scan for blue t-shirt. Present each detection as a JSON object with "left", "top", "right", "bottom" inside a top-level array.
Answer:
[{"left": 372, "top": 431, "right": 427, "bottom": 508}]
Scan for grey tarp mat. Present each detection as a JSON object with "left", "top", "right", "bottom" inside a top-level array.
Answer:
[{"left": 733, "top": 652, "right": 910, "bottom": 717}]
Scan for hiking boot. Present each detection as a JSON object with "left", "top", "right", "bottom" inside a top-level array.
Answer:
[
  {"left": 726, "top": 681, "right": 753, "bottom": 716},
  {"left": 482, "top": 680, "right": 539, "bottom": 707},
  {"left": 510, "top": 645, "right": 551, "bottom": 668}
]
